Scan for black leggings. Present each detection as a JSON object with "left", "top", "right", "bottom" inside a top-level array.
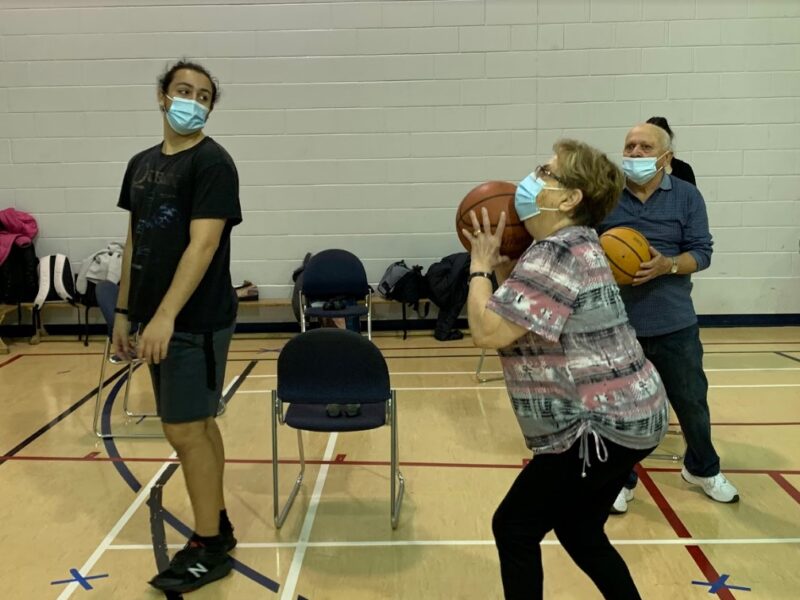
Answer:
[{"left": 492, "top": 437, "right": 654, "bottom": 600}]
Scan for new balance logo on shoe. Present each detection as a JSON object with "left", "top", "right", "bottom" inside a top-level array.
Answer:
[
  {"left": 150, "top": 536, "right": 233, "bottom": 593},
  {"left": 187, "top": 563, "right": 209, "bottom": 579}
]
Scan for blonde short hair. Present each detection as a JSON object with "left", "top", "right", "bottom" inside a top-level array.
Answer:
[{"left": 552, "top": 139, "right": 625, "bottom": 227}]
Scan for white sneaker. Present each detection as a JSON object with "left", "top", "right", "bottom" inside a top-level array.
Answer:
[
  {"left": 681, "top": 467, "right": 740, "bottom": 503},
  {"left": 610, "top": 487, "right": 635, "bottom": 514}
]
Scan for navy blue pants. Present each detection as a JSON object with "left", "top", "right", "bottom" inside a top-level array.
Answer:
[{"left": 625, "top": 324, "right": 720, "bottom": 490}]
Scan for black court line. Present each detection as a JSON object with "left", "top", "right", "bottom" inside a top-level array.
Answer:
[
  {"left": 226, "top": 345, "right": 481, "bottom": 353},
  {"left": 223, "top": 360, "right": 258, "bottom": 403},
  {"left": 9, "top": 343, "right": 800, "bottom": 360},
  {"left": 148, "top": 463, "right": 184, "bottom": 600},
  {"left": 775, "top": 351, "right": 800, "bottom": 364},
  {"left": 0, "top": 364, "right": 128, "bottom": 468},
  {"left": 148, "top": 463, "right": 180, "bottom": 572},
  {"left": 218, "top": 348, "right": 800, "bottom": 364},
  {"left": 222, "top": 354, "right": 484, "bottom": 363}
]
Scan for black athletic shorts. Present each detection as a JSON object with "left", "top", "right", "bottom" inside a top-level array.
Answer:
[{"left": 148, "top": 323, "right": 235, "bottom": 424}]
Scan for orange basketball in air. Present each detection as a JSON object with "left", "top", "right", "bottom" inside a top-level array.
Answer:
[
  {"left": 456, "top": 181, "right": 534, "bottom": 259},
  {"left": 599, "top": 227, "right": 651, "bottom": 285}
]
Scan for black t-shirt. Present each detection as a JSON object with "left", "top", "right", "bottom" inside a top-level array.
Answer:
[{"left": 117, "top": 137, "right": 242, "bottom": 332}]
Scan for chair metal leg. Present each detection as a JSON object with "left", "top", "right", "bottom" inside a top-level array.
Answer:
[
  {"left": 389, "top": 391, "right": 404, "bottom": 529},
  {"left": 272, "top": 391, "right": 306, "bottom": 528},
  {"left": 366, "top": 292, "right": 372, "bottom": 341},
  {"left": 475, "top": 349, "right": 503, "bottom": 383},
  {"left": 299, "top": 292, "right": 307, "bottom": 333},
  {"left": 123, "top": 361, "right": 158, "bottom": 417},
  {"left": 649, "top": 428, "right": 686, "bottom": 461},
  {"left": 92, "top": 337, "right": 113, "bottom": 438},
  {"left": 93, "top": 338, "right": 163, "bottom": 439}
]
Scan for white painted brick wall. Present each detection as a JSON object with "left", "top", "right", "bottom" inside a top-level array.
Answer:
[{"left": 0, "top": 0, "right": 798, "bottom": 317}]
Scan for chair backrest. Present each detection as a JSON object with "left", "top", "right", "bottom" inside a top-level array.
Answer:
[
  {"left": 277, "top": 328, "right": 389, "bottom": 404},
  {"left": 301, "top": 249, "right": 369, "bottom": 300}
]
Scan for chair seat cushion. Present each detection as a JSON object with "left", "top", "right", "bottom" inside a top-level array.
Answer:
[{"left": 285, "top": 402, "right": 386, "bottom": 432}]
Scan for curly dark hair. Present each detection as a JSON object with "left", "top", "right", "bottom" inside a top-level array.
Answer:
[{"left": 158, "top": 59, "right": 220, "bottom": 108}]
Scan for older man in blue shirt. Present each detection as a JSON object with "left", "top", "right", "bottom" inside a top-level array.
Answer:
[{"left": 600, "top": 123, "right": 739, "bottom": 513}]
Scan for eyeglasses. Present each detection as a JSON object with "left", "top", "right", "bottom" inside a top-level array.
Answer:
[{"left": 535, "top": 164, "right": 566, "bottom": 186}]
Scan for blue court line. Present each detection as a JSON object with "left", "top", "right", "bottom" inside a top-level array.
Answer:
[
  {"left": 147, "top": 463, "right": 178, "bottom": 573},
  {"left": 0, "top": 364, "right": 127, "bottom": 467},
  {"left": 100, "top": 361, "right": 280, "bottom": 593},
  {"left": 159, "top": 506, "right": 280, "bottom": 593},
  {"left": 692, "top": 574, "right": 752, "bottom": 592},
  {"left": 51, "top": 569, "right": 109, "bottom": 590}
]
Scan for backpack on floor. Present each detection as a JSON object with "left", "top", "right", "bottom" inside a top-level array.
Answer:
[
  {"left": 0, "top": 243, "right": 39, "bottom": 304},
  {"left": 377, "top": 260, "right": 430, "bottom": 339},
  {"left": 32, "top": 254, "right": 77, "bottom": 330},
  {"left": 377, "top": 260, "right": 427, "bottom": 310}
]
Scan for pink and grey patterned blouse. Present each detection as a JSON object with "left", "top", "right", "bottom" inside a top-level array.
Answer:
[{"left": 487, "top": 226, "right": 669, "bottom": 457}]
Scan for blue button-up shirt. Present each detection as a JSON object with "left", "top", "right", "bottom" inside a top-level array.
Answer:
[{"left": 599, "top": 174, "right": 713, "bottom": 337}]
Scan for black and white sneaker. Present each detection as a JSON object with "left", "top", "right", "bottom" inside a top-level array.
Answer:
[
  {"left": 220, "top": 520, "right": 237, "bottom": 552},
  {"left": 149, "top": 539, "right": 232, "bottom": 593}
]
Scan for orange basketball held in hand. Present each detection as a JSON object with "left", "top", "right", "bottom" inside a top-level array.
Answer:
[
  {"left": 599, "top": 227, "right": 651, "bottom": 285},
  {"left": 456, "top": 181, "right": 534, "bottom": 259}
]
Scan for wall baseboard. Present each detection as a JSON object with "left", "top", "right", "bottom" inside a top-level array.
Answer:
[
  {"left": 696, "top": 314, "right": 800, "bottom": 327},
  {"left": 2, "top": 314, "right": 799, "bottom": 339}
]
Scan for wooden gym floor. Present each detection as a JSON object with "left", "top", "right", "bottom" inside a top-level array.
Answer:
[{"left": 0, "top": 327, "right": 799, "bottom": 599}]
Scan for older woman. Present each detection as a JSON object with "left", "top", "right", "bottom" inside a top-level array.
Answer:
[{"left": 463, "top": 139, "right": 669, "bottom": 600}]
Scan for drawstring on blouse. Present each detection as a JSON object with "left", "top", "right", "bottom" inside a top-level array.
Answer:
[{"left": 577, "top": 422, "right": 609, "bottom": 478}]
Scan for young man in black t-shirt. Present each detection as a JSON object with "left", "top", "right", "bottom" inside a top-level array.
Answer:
[{"left": 112, "top": 60, "right": 242, "bottom": 594}]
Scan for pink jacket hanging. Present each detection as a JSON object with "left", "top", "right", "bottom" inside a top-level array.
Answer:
[{"left": 0, "top": 208, "right": 39, "bottom": 266}]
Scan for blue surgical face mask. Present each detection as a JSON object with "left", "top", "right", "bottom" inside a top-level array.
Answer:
[
  {"left": 514, "top": 174, "right": 563, "bottom": 221},
  {"left": 163, "top": 96, "right": 209, "bottom": 135},
  {"left": 622, "top": 152, "right": 667, "bottom": 185}
]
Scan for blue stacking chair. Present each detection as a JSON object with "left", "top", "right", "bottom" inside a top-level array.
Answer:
[
  {"left": 91, "top": 281, "right": 162, "bottom": 439},
  {"left": 299, "top": 249, "right": 372, "bottom": 339},
  {"left": 271, "top": 328, "right": 404, "bottom": 529}
]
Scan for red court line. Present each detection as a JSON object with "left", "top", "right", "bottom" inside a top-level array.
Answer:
[
  {"left": 647, "top": 421, "right": 799, "bottom": 428},
  {"left": 769, "top": 472, "right": 800, "bottom": 505},
  {"left": 685, "top": 546, "right": 735, "bottom": 600},
  {"left": 635, "top": 466, "right": 736, "bottom": 600},
  {"left": 0, "top": 352, "right": 102, "bottom": 357},
  {"left": 635, "top": 466, "right": 691, "bottom": 537},
  {"left": 710, "top": 341, "right": 800, "bottom": 345},
  {"left": 704, "top": 422, "right": 800, "bottom": 427},
  {"left": 3, "top": 454, "right": 800, "bottom": 477},
  {"left": 645, "top": 466, "right": 800, "bottom": 475},
  {"left": 0, "top": 355, "right": 23, "bottom": 369}
]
